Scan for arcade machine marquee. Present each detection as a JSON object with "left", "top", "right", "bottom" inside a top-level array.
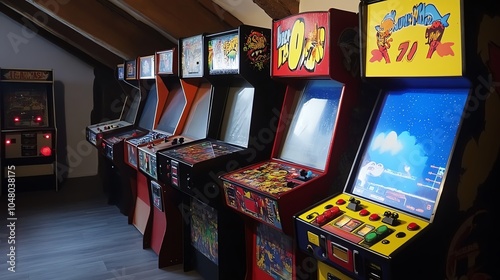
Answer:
[
  {"left": 1, "top": 68, "right": 57, "bottom": 193},
  {"left": 294, "top": 1, "right": 471, "bottom": 279},
  {"left": 219, "top": 9, "right": 360, "bottom": 280}
]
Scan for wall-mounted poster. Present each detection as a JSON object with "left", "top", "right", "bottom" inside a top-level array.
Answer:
[
  {"left": 157, "top": 50, "right": 174, "bottom": 74},
  {"left": 139, "top": 55, "right": 155, "bottom": 79}
]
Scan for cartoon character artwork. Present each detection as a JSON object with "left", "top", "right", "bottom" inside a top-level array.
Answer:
[
  {"left": 372, "top": 11, "right": 395, "bottom": 63},
  {"left": 425, "top": 19, "right": 455, "bottom": 59},
  {"left": 302, "top": 24, "right": 326, "bottom": 71},
  {"left": 243, "top": 30, "right": 270, "bottom": 71},
  {"left": 369, "top": 4, "right": 456, "bottom": 64}
]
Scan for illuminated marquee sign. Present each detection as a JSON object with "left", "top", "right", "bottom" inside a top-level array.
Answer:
[
  {"left": 272, "top": 12, "right": 330, "bottom": 77},
  {"left": 365, "top": 0, "right": 463, "bottom": 77}
]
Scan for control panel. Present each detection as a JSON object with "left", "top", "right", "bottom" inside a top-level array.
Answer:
[
  {"left": 101, "top": 128, "right": 146, "bottom": 160},
  {"left": 295, "top": 193, "right": 429, "bottom": 278},
  {"left": 137, "top": 135, "right": 191, "bottom": 180},
  {"left": 86, "top": 120, "right": 129, "bottom": 146}
]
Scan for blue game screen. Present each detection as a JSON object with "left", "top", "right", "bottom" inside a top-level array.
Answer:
[{"left": 349, "top": 89, "right": 469, "bottom": 220}]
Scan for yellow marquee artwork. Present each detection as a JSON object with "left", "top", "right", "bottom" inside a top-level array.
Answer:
[{"left": 365, "top": 0, "right": 463, "bottom": 77}]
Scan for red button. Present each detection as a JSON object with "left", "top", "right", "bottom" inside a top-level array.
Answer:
[
  {"left": 316, "top": 215, "right": 326, "bottom": 225},
  {"left": 407, "top": 222, "right": 420, "bottom": 231},
  {"left": 359, "top": 209, "right": 369, "bottom": 216},
  {"left": 336, "top": 199, "right": 346, "bottom": 205},
  {"left": 369, "top": 213, "right": 380, "bottom": 221}
]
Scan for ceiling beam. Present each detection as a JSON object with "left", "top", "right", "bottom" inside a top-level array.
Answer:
[
  {"left": 112, "top": 0, "right": 243, "bottom": 40},
  {"left": 27, "top": 0, "right": 175, "bottom": 60},
  {"left": 252, "top": 0, "right": 299, "bottom": 20},
  {"left": 0, "top": 0, "right": 121, "bottom": 68}
]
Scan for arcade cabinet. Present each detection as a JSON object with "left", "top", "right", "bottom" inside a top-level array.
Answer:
[
  {"left": 126, "top": 47, "right": 200, "bottom": 267},
  {"left": 156, "top": 25, "right": 285, "bottom": 280},
  {"left": 86, "top": 59, "right": 142, "bottom": 148},
  {"left": 99, "top": 55, "right": 163, "bottom": 215},
  {"left": 124, "top": 49, "right": 183, "bottom": 235},
  {"left": 86, "top": 60, "right": 144, "bottom": 212},
  {"left": 294, "top": 1, "right": 476, "bottom": 279},
  {"left": 219, "top": 10, "right": 360, "bottom": 280},
  {"left": 1, "top": 68, "right": 57, "bottom": 194}
]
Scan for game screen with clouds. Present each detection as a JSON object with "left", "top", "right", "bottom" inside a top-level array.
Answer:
[{"left": 349, "top": 89, "right": 469, "bottom": 220}]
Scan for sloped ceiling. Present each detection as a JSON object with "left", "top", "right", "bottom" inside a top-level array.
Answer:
[{"left": 0, "top": 0, "right": 299, "bottom": 69}]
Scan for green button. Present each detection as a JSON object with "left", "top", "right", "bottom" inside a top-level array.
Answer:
[
  {"left": 365, "top": 232, "right": 378, "bottom": 243},
  {"left": 376, "top": 225, "right": 388, "bottom": 235}
]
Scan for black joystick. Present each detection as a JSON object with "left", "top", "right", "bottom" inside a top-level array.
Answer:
[
  {"left": 347, "top": 197, "right": 361, "bottom": 211},
  {"left": 382, "top": 210, "right": 399, "bottom": 226},
  {"left": 298, "top": 169, "right": 313, "bottom": 181}
]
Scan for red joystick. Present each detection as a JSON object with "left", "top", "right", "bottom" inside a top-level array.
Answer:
[
  {"left": 336, "top": 198, "right": 346, "bottom": 205},
  {"left": 369, "top": 213, "right": 380, "bottom": 221},
  {"left": 407, "top": 222, "right": 420, "bottom": 231}
]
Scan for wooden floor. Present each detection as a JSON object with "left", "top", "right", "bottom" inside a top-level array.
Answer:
[{"left": 0, "top": 175, "right": 204, "bottom": 280}]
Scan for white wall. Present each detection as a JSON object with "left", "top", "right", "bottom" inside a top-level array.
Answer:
[
  {"left": 214, "top": 0, "right": 358, "bottom": 29},
  {"left": 0, "top": 13, "right": 98, "bottom": 179},
  {"left": 300, "top": 0, "right": 359, "bottom": 13}
]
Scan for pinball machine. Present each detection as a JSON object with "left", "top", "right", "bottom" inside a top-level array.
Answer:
[
  {"left": 156, "top": 25, "right": 285, "bottom": 280},
  {"left": 1, "top": 68, "right": 57, "bottom": 194},
  {"left": 293, "top": 1, "right": 481, "bottom": 279},
  {"left": 218, "top": 9, "right": 360, "bottom": 280}
]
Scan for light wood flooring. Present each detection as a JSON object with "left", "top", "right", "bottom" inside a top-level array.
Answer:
[{"left": 0, "top": 175, "right": 204, "bottom": 280}]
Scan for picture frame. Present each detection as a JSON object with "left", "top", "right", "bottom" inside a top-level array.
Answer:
[
  {"left": 139, "top": 55, "right": 155, "bottom": 79},
  {"left": 117, "top": 64, "right": 125, "bottom": 80},
  {"left": 157, "top": 50, "right": 174, "bottom": 75},
  {"left": 125, "top": 59, "right": 137, "bottom": 80}
]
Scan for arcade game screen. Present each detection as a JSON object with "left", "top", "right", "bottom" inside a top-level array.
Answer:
[
  {"left": 136, "top": 83, "right": 157, "bottom": 129},
  {"left": 106, "top": 83, "right": 157, "bottom": 142},
  {"left": 121, "top": 87, "right": 142, "bottom": 125},
  {"left": 2, "top": 84, "right": 49, "bottom": 128},
  {"left": 181, "top": 82, "right": 211, "bottom": 140},
  {"left": 159, "top": 81, "right": 254, "bottom": 165},
  {"left": 155, "top": 82, "right": 186, "bottom": 135},
  {"left": 219, "top": 84, "right": 254, "bottom": 148},
  {"left": 279, "top": 79, "right": 342, "bottom": 170},
  {"left": 348, "top": 89, "right": 469, "bottom": 220}
]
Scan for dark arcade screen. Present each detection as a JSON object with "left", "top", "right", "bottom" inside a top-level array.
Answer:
[
  {"left": 181, "top": 82, "right": 211, "bottom": 140},
  {"left": 122, "top": 89, "right": 142, "bottom": 124},
  {"left": 349, "top": 89, "right": 469, "bottom": 220},
  {"left": 155, "top": 83, "right": 186, "bottom": 134},
  {"left": 136, "top": 83, "right": 158, "bottom": 129},
  {"left": 2, "top": 84, "right": 50, "bottom": 128}
]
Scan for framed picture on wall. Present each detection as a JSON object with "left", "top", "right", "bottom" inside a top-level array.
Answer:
[
  {"left": 139, "top": 55, "right": 155, "bottom": 79},
  {"left": 157, "top": 50, "right": 174, "bottom": 75},
  {"left": 117, "top": 64, "right": 125, "bottom": 80},
  {"left": 125, "top": 59, "right": 137, "bottom": 80}
]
